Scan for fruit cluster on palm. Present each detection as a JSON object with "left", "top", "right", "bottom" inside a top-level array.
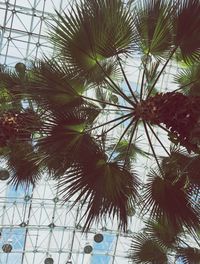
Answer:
[{"left": 0, "top": 0, "right": 200, "bottom": 263}]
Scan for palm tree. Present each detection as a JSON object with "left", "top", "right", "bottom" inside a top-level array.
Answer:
[{"left": 0, "top": 0, "right": 200, "bottom": 262}]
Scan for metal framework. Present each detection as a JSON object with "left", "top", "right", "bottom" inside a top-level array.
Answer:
[
  {"left": 0, "top": 1, "right": 143, "bottom": 264},
  {"left": 0, "top": 1, "right": 181, "bottom": 264}
]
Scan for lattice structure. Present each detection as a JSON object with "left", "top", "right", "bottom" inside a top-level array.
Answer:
[
  {"left": 0, "top": 1, "right": 144, "bottom": 264},
  {"left": 0, "top": 0, "right": 78, "bottom": 67},
  {"left": 0, "top": 1, "right": 183, "bottom": 264}
]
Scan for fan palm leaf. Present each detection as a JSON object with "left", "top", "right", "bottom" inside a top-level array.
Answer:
[
  {"left": 36, "top": 106, "right": 101, "bottom": 177},
  {"left": 142, "top": 169, "right": 200, "bottom": 231},
  {"left": 174, "top": 63, "right": 200, "bottom": 96},
  {"left": 174, "top": 0, "right": 200, "bottom": 64},
  {"left": 134, "top": 0, "right": 174, "bottom": 57},
  {"left": 129, "top": 233, "right": 168, "bottom": 263},
  {"left": 27, "top": 59, "right": 84, "bottom": 110},
  {"left": 144, "top": 217, "right": 183, "bottom": 248},
  {"left": 59, "top": 158, "right": 139, "bottom": 231},
  {"left": 49, "top": 0, "right": 135, "bottom": 82},
  {"left": 161, "top": 148, "right": 200, "bottom": 189},
  {"left": 176, "top": 247, "right": 200, "bottom": 264},
  {"left": 4, "top": 142, "right": 41, "bottom": 187}
]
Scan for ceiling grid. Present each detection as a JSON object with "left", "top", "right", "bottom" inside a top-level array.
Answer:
[{"left": 0, "top": 1, "right": 185, "bottom": 264}]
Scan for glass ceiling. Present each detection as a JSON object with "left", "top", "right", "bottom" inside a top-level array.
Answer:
[
  {"left": 0, "top": 1, "right": 183, "bottom": 264},
  {"left": 0, "top": 1, "right": 143, "bottom": 264}
]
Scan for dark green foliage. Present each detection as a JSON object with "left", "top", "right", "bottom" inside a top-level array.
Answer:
[
  {"left": 174, "top": 0, "right": 200, "bottom": 64},
  {"left": 27, "top": 59, "right": 84, "bottom": 110},
  {"left": 142, "top": 169, "right": 200, "bottom": 231},
  {"left": 177, "top": 247, "right": 200, "bottom": 264},
  {"left": 60, "top": 160, "right": 139, "bottom": 231},
  {"left": 49, "top": 0, "right": 135, "bottom": 82},
  {"left": 161, "top": 148, "right": 200, "bottom": 189},
  {"left": 0, "top": 1, "right": 199, "bottom": 260},
  {"left": 144, "top": 217, "right": 182, "bottom": 248},
  {"left": 174, "top": 63, "right": 200, "bottom": 95},
  {"left": 6, "top": 142, "right": 41, "bottom": 187},
  {"left": 134, "top": 0, "right": 174, "bottom": 57},
  {"left": 129, "top": 233, "right": 168, "bottom": 263}
]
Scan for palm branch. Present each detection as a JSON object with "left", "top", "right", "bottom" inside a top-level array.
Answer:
[
  {"left": 4, "top": 142, "right": 41, "bottom": 188},
  {"left": 143, "top": 217, "right": 183, "bottom": 248},
  {"left": 129, "top": 233, "right": 168, "bottom": 264},
  {"left": 176, "top": 247, "right": 200, "bottom": 264},
  {"left": 49, "top": 0, "right": 135, "bottom": 82},
  {"left": 141, "top": 169, "right": 200, "bottom": 232},
  {"left": 59, "top": 158, "right": 139, "bottom": 231},
  {"left": 133, "top": 0, "right": 174, "bottom": 58}
]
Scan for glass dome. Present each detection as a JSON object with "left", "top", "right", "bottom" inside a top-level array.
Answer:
[
  {"left": 0, "top": 1, "right": 141, "bottom": 263},
  {"left": 0, "top": 1, "right": 199, "bottom": 264}
]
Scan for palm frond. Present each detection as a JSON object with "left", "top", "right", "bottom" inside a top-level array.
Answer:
[
  {"left": 174, "top": 64, "right": 200, "bottom": 95},
  {"left": 129, "top": 233, "right": 168, "bottom": 264},
  {"left": 35, "top": 107, "right": 101, "bottom": 177},
  {"left": 59, "top": 159, "right": 139, "bottom": 231},
  {"left": 142, "top": 169, "right": 200, "bottom": 232},
  {"left": 27, "top": 58, "right": 84, "bottom": 110},
  {"left": 144, "top": 217, "right": 183, "bottom": 248},
  {"left": 176, "top": 247, "right": 200, "bottom": 264},
  {"left": 5, "top": 142, "right": 41, "bottom": 188},
  {"left": 174, "top": 0, "right": 200, "bottom": 64},
  {"left": 134, "top": 0, "right": 174, "bottom": 57},
  {"left": 49, "top": 0, "right": 135, "bottom": 82},
  {"left": 161, "top": 147, "right": 200, "bottom": 189}
]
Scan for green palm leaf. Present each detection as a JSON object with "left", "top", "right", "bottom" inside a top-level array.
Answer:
[
  {"left": 28, "top": 58, "right": 84, "bottom": 110},
  {"left": 142, "top": 169, "right": 200, "bottom": 231},
  {"left": 36, "top": 107, "right": 101, "bottom": 177},
  {"left": 161, "top": 148, "right": 200, "bottom": 189},
  {"left": 5, "top": 142, "right": 41, "bottom": 188},
  {"left": 129, "top": 233, "right": 168, "bottom": 263},
  {"left": 144, "top": 217, "right": 183, "bottom": 248},
  {"left": 59, "top": 159, "right": 139, "bottom": 231},
  {"left": 174, "top": 64, "right": 200, "bottom": 96},
  {"left": 177, "top": 247, "right": 200, "bottom": 264},
  {"left": 174, "top": 0, "right": 200, "bottom": 64},
  {"left": 49, "top": 0, "right": 135, "bottom": 82},
  {"left": 134, "top": 0, "right": 174, "bottom": 57}
]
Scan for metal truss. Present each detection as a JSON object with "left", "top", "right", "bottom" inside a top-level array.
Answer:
[
  {"left": 0, "top": 1, "right": 143, "bottom": 264},
  {"left": 0, "top": 0, "right": 77, "bottom": 67},
  {"left": 0, "top": 1, "right": 182, "bottom": 264},
  {"left": 0, "top": 176, "right": 138, "bottom": 264}
]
